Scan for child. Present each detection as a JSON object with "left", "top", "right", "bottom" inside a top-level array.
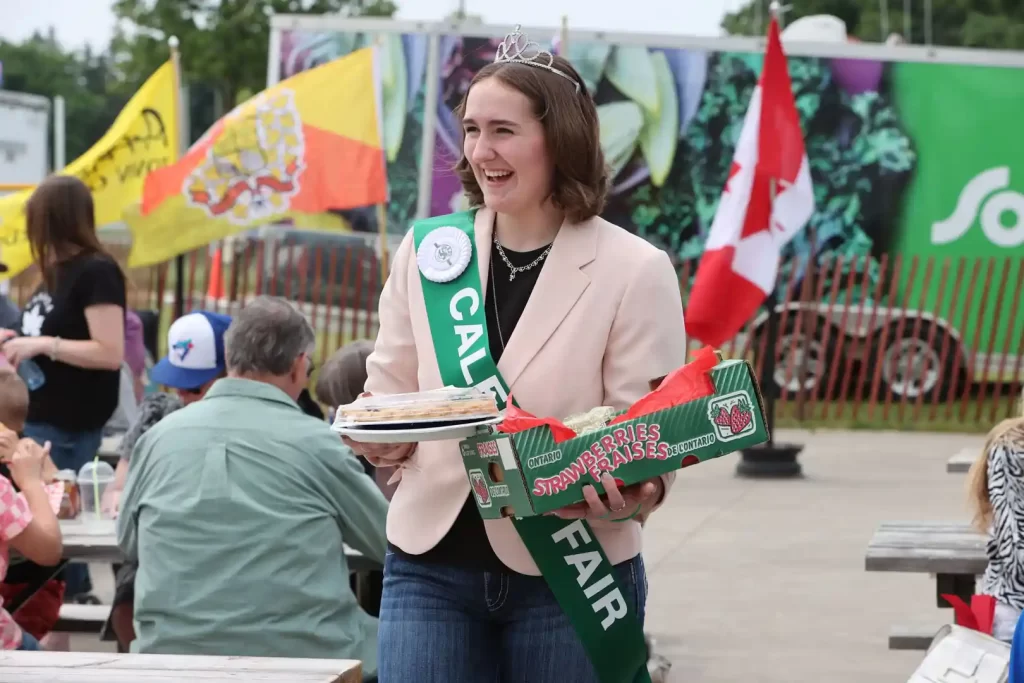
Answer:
[
  {"left": 968, "top": 398, "right": 1024, "bottom": 642},
  {"left": 0, "top": 369, "right": 63, "bottom": 650}
]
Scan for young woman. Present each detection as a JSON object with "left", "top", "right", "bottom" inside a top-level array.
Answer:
[
  {"left": 969, "top": 400, "right": 1024, "bottom": 642},
  {"left": 344, "top": 26, "right": 686, "bottom": 683},
  {"left": 1, "top": 175, "right": 126, "bottom": 604}
]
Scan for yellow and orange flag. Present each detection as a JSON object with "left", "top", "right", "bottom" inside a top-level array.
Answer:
[{"left": 127, "top": 46, "right": 388, "bottom": 267}]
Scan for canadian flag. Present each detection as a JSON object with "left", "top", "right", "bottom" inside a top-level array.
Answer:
[{"left": 684, "top": 17, "right": 814, "bottom": 349}]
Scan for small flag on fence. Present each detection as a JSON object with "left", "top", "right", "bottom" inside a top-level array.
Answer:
[
  {"left": 127, "top": 46, "right": 389, "bottom": 268},
  {"left": 684, "top": 17, "right": 815, "bottom": 348}
]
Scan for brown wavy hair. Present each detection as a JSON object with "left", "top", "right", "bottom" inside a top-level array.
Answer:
[
  {"left": 25, "top": 175, "right": 122, "bottom": 292},
  {"left": 968, "top": 393, "right": 1024, "bottom": 533},
  {"left": 453, "top": 56, "right": 609, "bottom": 223}
]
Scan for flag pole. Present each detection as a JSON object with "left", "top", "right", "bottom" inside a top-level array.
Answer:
[
  {"left": 734, "top": 0, "right": 806, "bottom": 479},
  {"left": 169, "top": 35, "right": 187, "bottom": 320}
]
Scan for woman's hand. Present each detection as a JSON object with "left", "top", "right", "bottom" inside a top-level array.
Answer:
[
  {"left": 338, "top": 391, "right": 416, "bottom": 466},
  {"left": 9, "top": 438, "right": 50, "bottom": 490},
  {"left": 2, "top": 336, "right": 50, "bottom": 366},
  {"left": 549, "top": 473, "right": 665, "bottom": 522}
]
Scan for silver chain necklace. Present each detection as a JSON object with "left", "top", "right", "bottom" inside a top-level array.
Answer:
[{"left": 493, "top": 234, "right": 552, "bottom": 282}]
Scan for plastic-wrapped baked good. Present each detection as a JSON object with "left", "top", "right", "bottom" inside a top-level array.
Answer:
[
  {"left": 336, "top": 386, "right": 499, "bottom": 424},
  {"left": 562, "top": 406, "right": 618, "bottom": 435}
]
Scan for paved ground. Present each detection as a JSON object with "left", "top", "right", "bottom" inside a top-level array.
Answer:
[{"left": 69, "top": 428, "right": 985, "bottom": 682}]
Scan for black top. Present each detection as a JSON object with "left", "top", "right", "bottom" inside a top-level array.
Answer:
[
  {"left": 389, "top": 239, "right": 550, "bottom": 572},
  {"left": 19, "top": 253, "right": 126, "bottom": 432}
]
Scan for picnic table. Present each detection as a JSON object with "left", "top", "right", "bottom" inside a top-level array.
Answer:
[
  {"left": 865, "top": 520, "right": 986, "bottom": 650},
  {"left": 59, "top": 519, "right": 379, "bottom": 572},
  {"left": 947, "top": 448, "right": 977, "bottom": 474},
  {"left": 865, "top": 520, "right": 984, "bottom": 603},
  {"left": 0, "top": 651, "right": 361, "bottom": 682}
]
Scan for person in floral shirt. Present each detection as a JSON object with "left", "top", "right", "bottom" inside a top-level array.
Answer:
[{"left": 0, "top": 370, "right": 64, "bottom": 650}]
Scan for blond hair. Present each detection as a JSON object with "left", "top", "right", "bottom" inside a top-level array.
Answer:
[{"left": 969, "top": 391, "right": 1024, "bottom": 533}]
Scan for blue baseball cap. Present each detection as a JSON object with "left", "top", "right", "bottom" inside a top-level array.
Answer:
[{"left": 150, "top": 311, "right": 232, "bottom": 389}]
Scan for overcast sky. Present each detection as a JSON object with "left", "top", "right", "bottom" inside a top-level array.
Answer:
[{"left": 0, "top": 0, "right": 743, "bottom": 50}]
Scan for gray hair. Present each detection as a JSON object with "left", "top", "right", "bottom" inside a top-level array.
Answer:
[{"left": 224, "top": 296, "right": 316, "bottom": 376}]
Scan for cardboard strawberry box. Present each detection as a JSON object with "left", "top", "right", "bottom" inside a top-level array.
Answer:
[{"left": 459, "top": 349, "right": 769, "bottom": 519}]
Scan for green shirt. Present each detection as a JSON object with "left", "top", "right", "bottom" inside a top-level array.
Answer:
[{"left": 117, "top": 378, "right": 388, "bottom": 675}]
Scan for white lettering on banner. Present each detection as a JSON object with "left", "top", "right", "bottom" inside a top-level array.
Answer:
[
  {"left": 449, "top": 287, "right": 479, "bottom": 320},
  {"left": 932, "top": 166, "right": 1024, "bottom": 248},
  {"left": 552, "top": 520, "right": 628, "bottom": 630}
]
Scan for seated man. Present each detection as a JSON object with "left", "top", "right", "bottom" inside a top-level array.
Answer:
[{"left": 117, "top": 296, "right": 388, "bottom": 678}]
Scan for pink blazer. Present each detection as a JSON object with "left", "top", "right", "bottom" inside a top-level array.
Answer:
[{"left": 365, "top": 208, "right": 688, "bottom": 575}]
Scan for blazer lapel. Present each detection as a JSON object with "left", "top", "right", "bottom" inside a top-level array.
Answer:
[{"left": 497, "top": 216, "right": 597, "bottom": 392}]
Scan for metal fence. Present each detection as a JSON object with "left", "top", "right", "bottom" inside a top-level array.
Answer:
[{"left": 9, "top": 238, "right": 1020, "bottom": 432}]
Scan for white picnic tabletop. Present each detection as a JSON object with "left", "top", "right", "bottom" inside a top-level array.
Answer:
[
  {"left": 59, "top": 519, "right": 380, "bottom": 572},
  {"left": 0, "top": 651, "right": 361, "bottom": 682}
]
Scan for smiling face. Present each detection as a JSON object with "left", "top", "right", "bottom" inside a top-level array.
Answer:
[{"left": 462, "top": 77, "right": 554, "bottom": 217}]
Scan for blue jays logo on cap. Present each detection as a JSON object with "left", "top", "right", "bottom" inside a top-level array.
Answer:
[
  {"left": 173, "top": 339, "right": 195, "bottom": 361},
  {"left": 150, "top": 311, "right": 232, "bottom": 391}
]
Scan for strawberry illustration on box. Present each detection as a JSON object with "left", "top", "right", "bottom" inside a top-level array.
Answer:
[{"left": 459, "top": 347, "right": 770, "bottom": 519}]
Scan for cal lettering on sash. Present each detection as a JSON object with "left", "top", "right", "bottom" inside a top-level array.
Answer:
[
  {"left": 454, "top": 324, "right": 484, "bottom": 355},
  {"left": 475, "top": 375, "right": 509, "bottom": 405},
  {"left": 460, "top": 348, "right": 487, "bottom": 384},
  {"left": 450, "top": 287, "right": 479, "bottom": 320}
]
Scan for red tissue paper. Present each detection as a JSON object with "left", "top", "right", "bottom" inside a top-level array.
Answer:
[
  {"left": 940, "top": 593, "right": 996, "bottom": 635},
  {"left": 495, "top": 346, "right": 721, "bottom": 443}
]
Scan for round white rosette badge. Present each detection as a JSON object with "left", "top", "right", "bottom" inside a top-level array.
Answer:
[{"left": 416, "top": 226, "right": 473, "bottom": 283}]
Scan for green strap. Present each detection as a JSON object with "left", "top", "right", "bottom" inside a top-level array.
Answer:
[{"left": 413, "top": 211, "right": 651, "bottom": 683}]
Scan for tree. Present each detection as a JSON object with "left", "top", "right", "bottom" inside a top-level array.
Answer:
[
  {"left": 0, "top": 33, "right": 129, "bottom": 162},
  {"left": 721, "top": 0, "right": 1024, "bottom": 50},
  {"left": 111, "top": 0, "right": 399, "bottom": 118}
]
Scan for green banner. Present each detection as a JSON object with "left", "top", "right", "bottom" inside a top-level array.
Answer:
[{"left": 413, "top": 211, "right": 650, "bottom": 683}]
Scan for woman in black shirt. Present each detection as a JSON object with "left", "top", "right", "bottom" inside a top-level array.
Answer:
[{"left": 1, "top": 175, "right": 127, "bottom": 603}]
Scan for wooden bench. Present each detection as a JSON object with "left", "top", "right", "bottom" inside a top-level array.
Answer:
[
  {"left": 866, "top": 520, "right": 986, "bottom": 650},
  {"left": 0, "top": 651, "right": 362, "bottom": 682},
  {"left": 947, "top": 448, "right": 977, "bottom": 474},
  {"left": 54, "top": 603, "right": 111, "bottom": 634},
  {"left": 888, "top": 623, "right": 942, "bottom": 651}
]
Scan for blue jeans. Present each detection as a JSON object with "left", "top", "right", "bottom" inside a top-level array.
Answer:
[
  {"left": 377, "top": 551, "right": 648, "bottom": 683},
  {"left": 23, "top": 421, "right": 104, "bottom": 598},
  {"left": 18, "top": 631, "right": 41, "bottom": 650}
]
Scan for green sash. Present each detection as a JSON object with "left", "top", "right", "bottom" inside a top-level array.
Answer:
[{"left": 413, "top": 210, "right": 651, "bottom": 683}]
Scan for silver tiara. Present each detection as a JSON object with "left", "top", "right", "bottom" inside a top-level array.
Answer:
[{"left": 494, "top": 25, "right": 580, "bottom": 93}]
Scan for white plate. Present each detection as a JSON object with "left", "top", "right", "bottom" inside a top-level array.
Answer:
[
  {"left": 333, "top": 415, "right": 504, "bottom": 443},
  {"left": 333, "top": 412, "right": 500, "bottom": 427}
]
